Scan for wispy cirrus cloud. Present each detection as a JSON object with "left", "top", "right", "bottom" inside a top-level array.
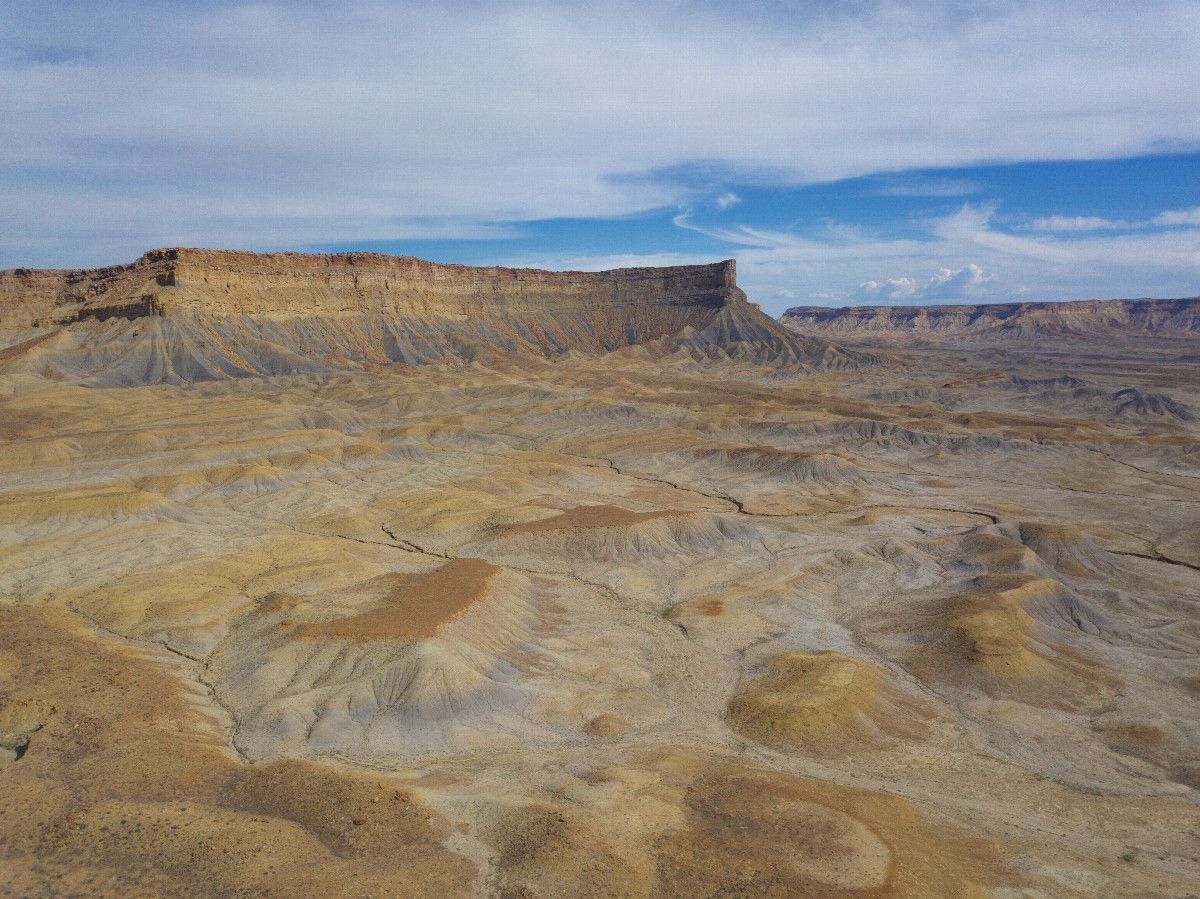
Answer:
[
  {"left": 1023, "top": 215, "right": 1130, "bottom": 232},
  {"left": 1022, "top": 207, "right": 1200, "bottom": 231}
]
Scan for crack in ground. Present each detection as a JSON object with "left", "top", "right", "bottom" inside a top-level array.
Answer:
[
  {"left": 64, "top": 603, "right": 252, "bottom": 764},
  {"left": 552, "top": 448, "right": 806, "bottom": 517},
  {"left": 1112, "top": 550, "right": 1200, "bottom": 574}
]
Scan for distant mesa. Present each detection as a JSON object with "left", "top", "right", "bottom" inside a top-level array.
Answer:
[
  {"left": 0, "top": 248, "right": 859, "bottom": 384},
  {"left": 779, "top": 296, "right": 1200, "bottom": 338}
]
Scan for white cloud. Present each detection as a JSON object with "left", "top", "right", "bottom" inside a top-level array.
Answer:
[
  {"left": 851, "top": 278, "right": 921, "bottom": 302},
  {"left": 715, "top": 192, "right": 742, "bottom": 211},
  {"left": 851, "top": 265, "right": 990, "bottom": 303},
  {"left": 656, "top": 202, "right": 1200, "bottom": 314},
  {"left": 500, "top": 211, "right": 1200, "bottom": 315},
  {"left": 935, "top": 204, "right": 1079, "bottom": 263},
  {"left": 3, "top": 1, "right": 1200, "bottom": 266},
  {"left": 1024, "top": 215, "right": 1128, "bottom": 231},
  {"left": 1024, "top": 208, "right": 1200, "bottom": 231},
  {"left": 1153, "top": 206, "right": 1200, "bottom": 226},
  {"left": 662, "top": 195, "right": 1199, "bottom": 313}
]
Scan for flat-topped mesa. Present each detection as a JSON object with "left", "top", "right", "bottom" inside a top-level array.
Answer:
[
  {"left": 0, "top": 249, "right": 857, "bottom": 385},
  {"left": 0, "top": 248, "right": 743, "bottom": 325},
  {"left": 780, "top": 297, "right": 1200, "bottom": 338}
]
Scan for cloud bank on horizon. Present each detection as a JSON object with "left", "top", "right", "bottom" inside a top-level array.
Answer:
[{"left": 2, "top": 0, "right": 1198, "bottom": 313}]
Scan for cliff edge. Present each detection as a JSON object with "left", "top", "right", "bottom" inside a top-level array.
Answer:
[
  {"left": 0, "top": 249, "right": 856, "bottom": 384},
  {"left": 0, "top": 248, "right": 744, "bottom": 325}
]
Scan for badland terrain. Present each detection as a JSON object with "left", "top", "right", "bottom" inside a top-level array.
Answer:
[{"left": 0, "top": 250, "right": 1197, "bottom": 897}]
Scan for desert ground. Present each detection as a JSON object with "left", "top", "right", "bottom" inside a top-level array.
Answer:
[{"left": 0, "top": 255, "right": 1198, "bottom": 897}]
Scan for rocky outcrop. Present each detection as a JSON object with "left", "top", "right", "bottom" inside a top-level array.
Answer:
[
  {"left": 0, "top": 249, "right": 856, "bottom": 384},
  {"left": 0, "top": 248, "right": 744, "bottom": 326},
  {"left": 780, "top": 297, "right": 1200, "bottom": 339}
]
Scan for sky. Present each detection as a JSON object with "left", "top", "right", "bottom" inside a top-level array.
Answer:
[{"left": 2, "top": 1, "right": 1199, "bottom": 315}]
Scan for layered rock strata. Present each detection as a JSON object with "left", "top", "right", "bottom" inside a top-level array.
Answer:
[
  {"left": 0, "top": 248, "right": 744, "bottom": 324},
  {"left": 0, "top": 249, "right": 847, "bottom": 384},
  {"left": 780, "top": 297, "right": 1200, "bottom": 338}
]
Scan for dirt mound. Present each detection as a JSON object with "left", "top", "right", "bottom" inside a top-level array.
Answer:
[
  {"left": 487, "top": 750, "right": 997, "bottom": 899},
  {"left": 692, "top": 445, "right": 868, "bottom": 486},
  {"left": 209, "top": 565, "right": 540, "bottom": 757},
  {"left": 1109, "top": 387, "right": 1196, "bottom": 421},
  {"left": 924, "top": 574, "right": 1112, "bottom": 705},
  {"left": 728, "top": 651, "right": 926, "bottom": 754},
  {"left": 1094, "top": 718, "right": 1200, "bottom": 788},
  {"left": 959, "top": 532, "right": 1044, "bottom": 573},
  {"left": 489, "top": 512, "right": 753, "bottom": 563},
  {"left": 0, "top": 485, "right": 182, "bottom": 526},
  {"left": 1014, "top": 521, "right": 1122, "bottom": 580}
]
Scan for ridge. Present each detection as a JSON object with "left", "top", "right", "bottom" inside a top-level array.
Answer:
[{"left": 779, "top": 297, "right": 1200, "bottom": 338}]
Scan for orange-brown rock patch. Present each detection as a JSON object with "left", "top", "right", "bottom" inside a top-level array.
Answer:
[
  {"left": 291, "top": 557, "right": 501, "bottom": 641},
  {"left": 502, "top": 504, "right": 685, "bottom": 535}
]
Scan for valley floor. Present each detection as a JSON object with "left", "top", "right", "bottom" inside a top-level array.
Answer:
[{"left": 1, "top": 334, "right": 1198, "bottom": 897}]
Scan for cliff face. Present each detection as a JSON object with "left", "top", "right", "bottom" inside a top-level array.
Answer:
[
  {"left": 0, "top": 248, "right": 742, "bottom": 325},
  {"left": 0, "top": 249, "right": 854, "bottom": 385},
  {"left": 779, "top": 298, "right": 1200, "bottom": 339}
]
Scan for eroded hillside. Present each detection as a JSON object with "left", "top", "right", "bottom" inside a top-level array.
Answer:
[{"left": 0, "top": 258, "right": 1198, "bottom": 897}]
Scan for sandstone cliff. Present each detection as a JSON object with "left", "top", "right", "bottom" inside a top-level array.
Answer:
[
  {"left": 779, "top": 297, "right": 1200, "bottom": 339},
  {"left": 0, "top": 248, "right": 745, "bottom": 325},
  {"left": 0, "top": 249, "right": 855, "bottom": 384}
]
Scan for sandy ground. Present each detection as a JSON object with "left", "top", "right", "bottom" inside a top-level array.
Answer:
[{"left": 1, "top": 332, "right": 1198, "bottom": 897}]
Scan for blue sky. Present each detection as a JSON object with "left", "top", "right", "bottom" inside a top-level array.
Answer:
[{"left": 3, "top": 1, "right": 1199, "bottom": 314}]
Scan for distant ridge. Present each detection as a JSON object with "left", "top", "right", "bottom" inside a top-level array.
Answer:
[
  {"left": 779, "top": 297, "right": 1200, "bottom": 338},
  {"left": 0, "top": 249, "right": 865, "bottom": 385}
]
